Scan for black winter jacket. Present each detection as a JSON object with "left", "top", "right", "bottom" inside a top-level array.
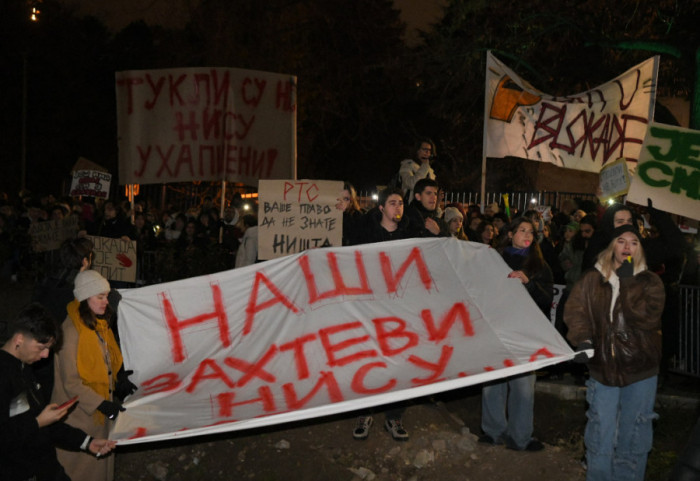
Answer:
[{"left": 0, "top": 350, "right": 86, "bottom": 481}]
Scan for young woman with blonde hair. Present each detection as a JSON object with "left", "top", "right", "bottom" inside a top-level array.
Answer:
[{"left": 565, "top": 224, "right": 665, "bottom": 480}]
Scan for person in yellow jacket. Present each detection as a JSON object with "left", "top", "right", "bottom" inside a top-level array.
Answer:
[{"left": 52, "top": 270, "right": 136, "bottom": 481}]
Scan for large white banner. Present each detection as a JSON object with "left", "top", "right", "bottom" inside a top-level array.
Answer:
[
  {"left": 113, "top": 238, "right": 574, "bottom": 445},
  {"left": 627, "top": 122, "right": 700, "bottom": 220},
  {"left": 484, "top": 52, "right": 658, "bottom": 172},
  {"left": 116, "top": 67, "right": 296, "bottom": 185}
]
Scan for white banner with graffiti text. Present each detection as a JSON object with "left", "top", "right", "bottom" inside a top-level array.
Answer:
[
  {"left": 116, "top": 67, "right": 297, "bottom": 185},
  {"left": 113, "top": 238, "right": 575, "bottom": 445},
  {"left": 627, "top": 122, "right": 700, "bottom": 220},
  {"left": 484, "top": 51, "right": 658, "bottom": 172}
]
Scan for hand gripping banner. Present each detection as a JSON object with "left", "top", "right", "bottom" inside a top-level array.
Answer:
[{"left": 112, "top": 238, "right": 574, "bottom": 445}]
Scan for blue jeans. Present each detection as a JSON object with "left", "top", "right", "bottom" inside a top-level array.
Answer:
[
  {"left": 585, "top": 376, "right": 658, "bottom": 481},
  {"left": 481, "top": 372, "right": 535, "bottom": 448}
]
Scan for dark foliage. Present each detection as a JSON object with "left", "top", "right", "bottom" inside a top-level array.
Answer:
[{"left": 1, "top": 0, "right": 698, "bottom": 197}]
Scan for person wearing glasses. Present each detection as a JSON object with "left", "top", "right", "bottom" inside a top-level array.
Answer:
[{"left": 399, "top": 138, "right": 437, "bottom": 204}]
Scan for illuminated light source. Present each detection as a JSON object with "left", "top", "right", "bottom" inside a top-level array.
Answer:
[
  {"left": 30, "top": 7, "right": 40, "bottom": 22},
  {"left": 371, "top": 193, "right": 378, "bottom": 201},
  {"left": 243, "top": 203, "right": 250, "bottom": 211},
  {"left": 607, "top": 198, "right": 615, "bottom": 205},
  {"left": 530, "top": 198, "right": 537, "bottom": 204}
]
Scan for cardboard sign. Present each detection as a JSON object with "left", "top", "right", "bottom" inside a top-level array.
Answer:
[
  {"left": 627, "top": 122, "right": 700, "bottom": 220},
  {"left": 69, "top": 170, "right": 112, "bottom": 199},
  {"left": 116, "top": 67, "right": 297, "bottom": 186},
  {"left": 485, "top": 52, "right": 658, "bottom": 172},
  {"left": 599, "top": 157, "right": 631, "bottom": 200},
  {"left": 257, "top": 180, "right": 343, "bottom": 260},
  {"left": 29, "top": 217, "right": 79, "bottom": 252},
  {"left": 86, "top": 235, "right": 137, "bottom": 283},
  {"left": 113, "top": 238, "right": 574, "bottom": 445}
]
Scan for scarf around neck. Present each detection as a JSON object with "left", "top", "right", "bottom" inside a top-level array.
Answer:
[{"left": 66, "top": 299, "right": 123, "bottom": 424}]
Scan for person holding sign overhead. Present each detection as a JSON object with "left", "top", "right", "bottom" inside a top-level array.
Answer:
[{"left": 52, "top": 270, "right": 136, "bottom": 481}]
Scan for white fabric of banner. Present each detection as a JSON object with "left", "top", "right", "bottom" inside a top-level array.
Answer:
[
  {"left": 484, "top": 52, "right": 658, "bottom": 173},
  {"left": 113, "top": 238, "right": 574, "bottom": 445},
  {"left": 116, "top": 67, "right": 296, "bottom": 185}
]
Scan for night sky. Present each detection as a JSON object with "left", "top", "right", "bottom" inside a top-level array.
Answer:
[{"left": 59, "top": 0, "right": 447, "bottom": 44}]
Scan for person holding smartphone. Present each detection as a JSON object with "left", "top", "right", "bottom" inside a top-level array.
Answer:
[{"left": 1, "top": 303, "right": 115, "bottom": 481}]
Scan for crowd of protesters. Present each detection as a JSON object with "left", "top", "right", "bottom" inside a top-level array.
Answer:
[
  {"left": 1, "top": 160, "right": 700, "bottom": 480},
  {"left": 0, "top": 189, "right": 260, "bottom": 284},
  {"left": 0, "top": 184, "right": 697, "bottom": 289}
]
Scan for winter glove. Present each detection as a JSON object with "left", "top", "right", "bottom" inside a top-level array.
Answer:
[
  {"left": 115, "top": 368, "right": 137, "bottom": 401},
  {"left": 573, "top": 341, "right": 593, "bottom": 364},
  {"left": 616, "top": 257, "right": 634, "bottom": 278},
  {"left": 97, "top": 400, "right": 125, "bottom": 420}
]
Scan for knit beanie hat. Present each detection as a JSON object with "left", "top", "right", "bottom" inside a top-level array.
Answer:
[
  {"left": 444, "top": 207, "right": 464, "bottom": 225},
  {"left": 73, "top": 270, "right": 110, "bottom": 302},
  {"left": 611, "top": 224, "right": 642, "bottom": 243}
]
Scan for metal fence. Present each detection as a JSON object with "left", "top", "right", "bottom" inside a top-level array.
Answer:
[
  {"left": 131, "top": 183, "right": 598, "bottom": 216},
  {"left": 442, "top": 191, "right": 598, "bottom": 214},
  {"left": 357, "top": 190, "right": 598, "bottom": 213},
  {"left": 671, "top": 285, "right": 700, "bottom": 378}
]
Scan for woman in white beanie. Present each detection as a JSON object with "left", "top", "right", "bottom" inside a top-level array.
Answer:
[
  {"left": 51, "top": 270, "right": 134, "bottom": 481},
  {"left": 443, "top": 206, "right": 468, "bottom": 241}
]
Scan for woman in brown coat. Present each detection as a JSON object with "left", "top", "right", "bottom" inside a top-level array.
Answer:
[
  {"left": 52, "top": 270, "right": 133, "bottom": 481},
  {"left": 564, "top": 224, "right": 665, "bottom": 480}
]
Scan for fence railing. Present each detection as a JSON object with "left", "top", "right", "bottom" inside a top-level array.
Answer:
[
  {"left": 357, "top": 190, "right": 598, "bottom": 214},
  {"left": 671, "top": 284, "right": 700, "bottom": 378},
  {"left": 132, "top": 183, "right": 598, "bottom": 217}
]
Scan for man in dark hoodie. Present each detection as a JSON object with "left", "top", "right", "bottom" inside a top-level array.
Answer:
[
  {"left": 404, "top": 178, "right": 449, "bottom": 238},
  {"left": 350, "top": 187, "right": 411, "bottom": 442},
  {"left": 357, "top": 187, "right": 409, "bottom": 244}
]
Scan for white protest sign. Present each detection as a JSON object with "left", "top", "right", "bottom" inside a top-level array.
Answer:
[
  {"left": 535, "top": 205, "right": 551, "bottom": 222},
  {"left": 86, "top": 236, "right": 138, "bottom": 283},
  {"left": 69, "top": 170, "right": 112, "bottom": 199},
  {"left": 116, "top": 67, "right": 296, "bottom": 185},
  {"left": 485, "top": 52, "right": 658, "bottom": 172},
  {"left": 257, "top": 179, "right": 343, "bottom": 260},
  {"left": 627, "top": 122, "right": 700, "bottom": 220},
  {"left": 29, "top": 217, "right": 79, "bottom": 252},
  {"left": 599, "top": 157, "right": 630, "bottom": 200},
  {"left": 113, "top": 238, "right": 574, "bottom": 445}
]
